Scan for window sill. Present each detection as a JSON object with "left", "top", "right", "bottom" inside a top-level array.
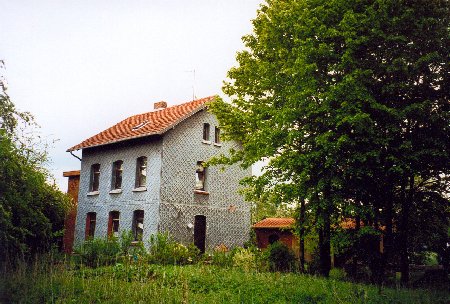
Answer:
[
  {"left": 87, "top": 191, "right": 99, "bottom": 196},
  {"left": 213, "top": 142, "right": 222, "bottom": 147},
  {"left": 194, "top": 190, "right": 209, "bottom": 195},
  {"left": 202, "top": 140, "right": 211, "bottom": 145},
  {"left": 109, "top": 189, "right": 122, "bottom": 194},
  {"left": 133, "top": 187, "right": 147, "bottom": 192}
]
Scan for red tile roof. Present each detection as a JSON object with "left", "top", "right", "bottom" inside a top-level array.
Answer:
[
  {"left": 67, "top": 96, "right": 216, "bottom": 151},
  {"left": 252, "top": 218, "right": 295, "bottom": 229}
]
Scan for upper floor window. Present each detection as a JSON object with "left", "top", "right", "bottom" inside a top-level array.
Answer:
[
  {"left": 89, "top": 164, "right": 100, "bottom": 192},
  {"left": 111, "top": 160, "right": 123, "bottom": 190},
  {"left": 133, "top": 210, "right": 144, "bottom": 241},
  {"left": 85, "top": 212, "right": 96, "bottom": 240},
  {"left": 214, "top": 127, "right": 221, "bottom": 144},
  {"left": 195, "top": 161, "right": 206, "bottom": 191},
  {"left": 135, "top": 156, "right": 147, "bottom": 188},
  {"left": 203, "top": 123, "right": 210, "bottom": 141},
  {"left": 108, "top": 211, "right": 120, "bottom": 237}
]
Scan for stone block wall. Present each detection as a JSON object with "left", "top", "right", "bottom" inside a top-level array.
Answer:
[
  {"left": 159, "top": 109, "right": 251, "bottom": 249},
  {"left": 73, "top": 137, "right": 162, "bottom": 246}
]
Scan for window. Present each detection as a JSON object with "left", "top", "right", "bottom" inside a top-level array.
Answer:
[
  {"left": 214, "top": 127, "right": 221, "bottom": 144},
  {"left": 203, "top": 123, "right": 210, "bottom": 141},
  {"left": 195, "top": 161, "right": 206, "bottom": 191},
  {"left": 135, "top": 156, "right": 147, "bottom": 188},
  {"left": 133, "top": 210, "right": 144, "bottom": 241},
  {"left": 108, "top": 211, "right": 120, "bottom": 237},
  {"left": 85, "top": 212, "right": 96, "bottom": 240},
  {"left": 111, "top": 160, "right": 123, "bottom": 190},
  {"left": 89, "top": 164, "right": 100, "bottom": 192}
]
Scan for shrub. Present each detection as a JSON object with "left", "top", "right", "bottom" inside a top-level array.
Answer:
[
  {"left": 329, "top": 268, "right": 347, "bottom": 281},
  {"left": 232, "top": 247, "right": 257, "bottom": 272},
  {"left": 148, "top": 232, "right": 200, "bottom": 265},
  {"left": 266, "top": 241, "right": 296, "bottom": 272},
  {"left": 73, "top": 237, "right": 121, "bottom": 267},
  {"left": 73, "top": 231, "right": 147, "bottom": 267}
]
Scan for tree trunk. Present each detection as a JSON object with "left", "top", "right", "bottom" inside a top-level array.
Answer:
[
  {"left": 318, "top": 189, "right": 332, "bottom": 277},
  {"left": 400, "top": 176, "right": 413, "bottom": 286},
  {"left": 381, "top": 190, "right": 393, "bottom": 285},
  {"left": 299, "top": 199, "right": 305, "bottom": 273},
  {"left": 351, "top": 215, "right": 361, "bottom": 279}
]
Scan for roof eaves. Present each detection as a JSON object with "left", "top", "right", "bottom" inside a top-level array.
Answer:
[
  {"left": 66, "top": 131, "right": 162, "bottom": 152},
  {"left": 66, "top": 100, "right": 212, "bottom": 152}
]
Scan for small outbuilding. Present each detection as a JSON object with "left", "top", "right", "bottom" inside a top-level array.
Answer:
[{"left": 252, "top": 218, "right": 300, "bottom": 255}]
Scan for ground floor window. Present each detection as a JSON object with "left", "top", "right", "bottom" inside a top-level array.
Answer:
[
  {"left": 85, "top": 212, "right": 96, "bottom": 239},
  {"left": 108, "top": 211, "right": 120, "bottom": 237},
  {"left": 133, "top": 210, "right": 144, "bottom": 241}
]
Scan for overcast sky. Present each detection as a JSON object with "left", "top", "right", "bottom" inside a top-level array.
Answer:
[{"left": 1, "top": 0, "right": 263, "bottom": 191}]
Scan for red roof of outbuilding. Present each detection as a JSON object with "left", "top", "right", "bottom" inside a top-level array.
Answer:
[
  {"left": 252, "top": 218, "right": 295, "bottom": 229},
  {"left": 67, "top": 96, "right": 216, "bottom": 151}
]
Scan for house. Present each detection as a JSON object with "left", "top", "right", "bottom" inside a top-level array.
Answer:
[{"left": 67, "top": 96, "right": 251, "bottom": 252}]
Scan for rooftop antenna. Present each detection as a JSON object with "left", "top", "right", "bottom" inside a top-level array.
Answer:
[{"left": 184, "top": 69, "right": 197, "bottom": 100}]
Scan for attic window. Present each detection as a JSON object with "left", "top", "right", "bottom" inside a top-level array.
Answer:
[{"left": 132, "top": 120, "right": 149, "bottom": 131}]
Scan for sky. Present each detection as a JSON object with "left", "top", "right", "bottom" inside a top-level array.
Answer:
[{"left": 1, "top": 0, "right": 263, "bottom": 191}]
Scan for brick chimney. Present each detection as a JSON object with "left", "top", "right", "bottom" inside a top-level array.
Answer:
[{"left": 154, "top": 101, "right": 167, "bottom": 110}]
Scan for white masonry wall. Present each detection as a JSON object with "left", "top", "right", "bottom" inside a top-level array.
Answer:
[
  {"left": 159, "top": 108, "right": 251, "bottom": 249},
  {"left": 73, "top": 137, "right": 162, "bottom": 247}
]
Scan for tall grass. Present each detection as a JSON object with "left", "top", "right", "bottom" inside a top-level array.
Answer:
[{"left": 1, "top": 256, "right": 448, "bottom": 303}]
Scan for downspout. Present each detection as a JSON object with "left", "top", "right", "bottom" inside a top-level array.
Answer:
[{"left": 69, "top": 150, "right": 82, "bottom": 161}]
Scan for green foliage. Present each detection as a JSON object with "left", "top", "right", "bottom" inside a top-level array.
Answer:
[
  {"left": 209, "top": 0, "right": 450, "bottom": 281},
  {"left": 210, "top": 250, "right": 234, "bottom": 268},
  {"left": 329, "top": 268, "right": 348, "bottom": 281},
  {"left": 0, "top": 62, "right": 70, "bottom": 259},
  {"left": 73, "top": 231, "right": 147, "bottom": 267},
  {"left": 232, "top": 247, "right": 257, "bottom": 272},
  {"left": 148, "top": 232, "right": 200, "bottom": 265},
  {"left": 1, "top": 259, "right": 448, "bottom": 303},
  {"left": 0, "top": 130, "right": 70, "bottom": 259},
  {"left": 73, "top": 237, "right": 122, "bottom": 267},
  {"left": 266, "top": 241, "right": 296, "bottom": 272}
]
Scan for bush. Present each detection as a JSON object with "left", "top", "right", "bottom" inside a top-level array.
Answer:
[
  {"left": 73, "top": 231, "right": 147, "bottom": 267},
  {"left": 329, "top": 268, "right": 347, "bottom": 281},
  {"left": 266, "top": 241, "right": 296, "bottom": 272},
  {"left": 232, "top": 248, "right": 257, "bottom": 272},
  {"left": 210, "top": 250, "right": 234, "bottom": 268},
  {"left": 74, "top": 237, "right": 121, "bottom": 267},
  {"left": 148, "top": 232, "right": 200, "bottom": 265}
]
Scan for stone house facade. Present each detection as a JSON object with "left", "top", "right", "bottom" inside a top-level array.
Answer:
[{"left": 67, "top": 96, "right": 250, "bottom": 251}]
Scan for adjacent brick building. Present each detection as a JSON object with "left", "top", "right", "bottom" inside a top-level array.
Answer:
[
  {"left": 62, "top": 170, "right": 80, "bottom": 253},
  {"left": 67, "top": 96, "right": 251, "bottom": 251}
]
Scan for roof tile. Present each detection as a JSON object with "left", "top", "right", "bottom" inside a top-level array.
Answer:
[
  {"left": 252, "top": 218, "right": 295, "bottom": 229},
  {"left": 67, "top": 96, "right": 216, "bottom": 151}
]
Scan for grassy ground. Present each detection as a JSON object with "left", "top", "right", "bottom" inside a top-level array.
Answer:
[{"left": 0, "top": 261, "right": 448, "bottom": 304}]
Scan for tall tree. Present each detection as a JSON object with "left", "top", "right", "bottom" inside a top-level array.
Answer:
[
  {"left": 209, "top": 0, "right": 449, "bottom": 280},
  {"left": 0, "top": 61, "right": 70, "bottom": 259}
]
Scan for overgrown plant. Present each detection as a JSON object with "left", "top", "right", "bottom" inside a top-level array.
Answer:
[
  {"left": 148, "top": 232, "right": 200, "bottom": 265},
  {"left": 232, "top": 248, "right": 257, "bottom": 272},
  {"left": 266, "top": 242, "right": 296, "bottom": 272},
  {"left": 74, "top": 237, "right": 121, "bottom": 267}
]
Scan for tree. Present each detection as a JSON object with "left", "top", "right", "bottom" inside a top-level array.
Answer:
[
  {"left": 209, "top": 0, "right": 449, "bottom": 281},
  {"left": 0, "top": 61, "right": 69, "bottom": 260}
]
